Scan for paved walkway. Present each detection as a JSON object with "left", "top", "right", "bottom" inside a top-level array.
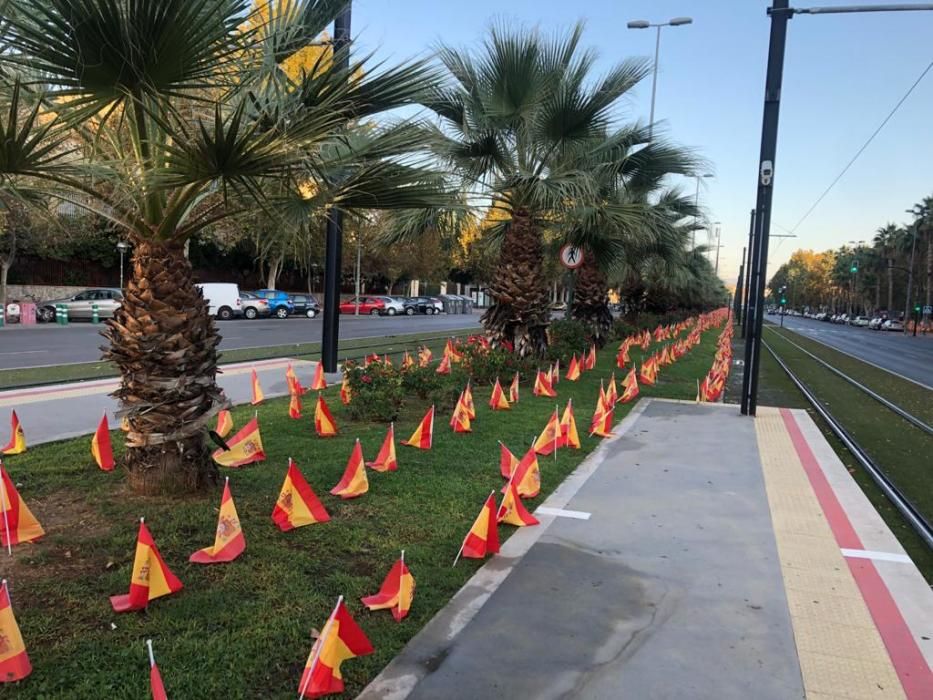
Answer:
[{"left": 360, "top": 400, "right": 933, "bottom": 700}]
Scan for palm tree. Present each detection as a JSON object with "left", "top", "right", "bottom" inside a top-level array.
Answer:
[
  {"left": 0, "top": 0, "right": 445, "bottom": 493},
  {"left": 873, "top": 223, "right": 898, "bottom": 311},
  {"left": 418, "top": 23, "right": 656, "bottom": 357},
  {"left": 908, "top": 196, "right": 933, "bottom": 309}
]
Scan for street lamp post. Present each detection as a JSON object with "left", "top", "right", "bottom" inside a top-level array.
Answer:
[
  {"left": 692, "top": 173, "right": 713, "bottom": 248},
  {"left": 116, "top": 241, "right": 129, "bottom": 290},
  {"left": 627, "top": 17, "right": 693, "bottom": 140},
  {"left": 712, "top": 222, "right": 723, "bottom": 273}
]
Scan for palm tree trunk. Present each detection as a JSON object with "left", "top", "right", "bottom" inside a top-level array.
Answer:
[
  {"left": 926, "top": 234, "right": 932, "bottom": 308},
  {"left": 265, "top": 253, "right": 284, "bottom": 290},
  {"left": 571, "top": 254, "right": 613, "bottom": 348},
  {"left": 887, "top": 258, "right": 894, "bottom": 311},
  {"left": 481, "top": 208, "right": 549, "bottom": 357},
  {"left": 105, "top": 239, "right": 223, "bottom": 494}
]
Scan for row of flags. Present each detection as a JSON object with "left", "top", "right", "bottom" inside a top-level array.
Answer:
[{"left": 697, "top": 310, "right": 734, "bottom": 402}]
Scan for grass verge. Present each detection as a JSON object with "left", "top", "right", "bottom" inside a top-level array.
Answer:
[{"left": 0, "top": 326, "right": 722, "bottom": 698}]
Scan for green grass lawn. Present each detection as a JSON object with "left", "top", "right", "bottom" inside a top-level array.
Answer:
[{"left": 0, "top": 326, "right": 723, "bottom": 698}]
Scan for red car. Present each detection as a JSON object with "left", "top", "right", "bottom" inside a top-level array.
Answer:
[{"left": 339, "top": 296, "right": 386, "bottom": 315}]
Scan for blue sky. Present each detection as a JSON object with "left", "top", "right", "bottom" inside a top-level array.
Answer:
[{"left": 352, "top": 0, "right": 933, "bottom": 283}]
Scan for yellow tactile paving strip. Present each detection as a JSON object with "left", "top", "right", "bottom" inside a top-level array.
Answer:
[{"left": 755, "top": 407, "right": 905, "bottom": 700}]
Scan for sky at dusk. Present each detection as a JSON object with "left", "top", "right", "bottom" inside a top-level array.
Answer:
[{"left": 350, "top": 0, "right": 933, "bottom": 284}]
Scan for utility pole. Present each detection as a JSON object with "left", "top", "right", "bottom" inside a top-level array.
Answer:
[
  {"left": 320, "top": 6, "right": 352, "bottom": 373},
  {"left": 734, "top": 249, "right": 745, "bottom": 322},
  {"left": 741, "top": 209, "right": 756, "bottom": 338}
]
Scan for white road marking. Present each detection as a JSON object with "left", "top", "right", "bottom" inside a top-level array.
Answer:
[
  {"left": 0, "top": 350, "right": 48, "bottom": 356},
  {"left": 841, "top": 548, "right": 912, "bottom": 564},
  {"left": 535, "top": 506, "right": 592, "bottom": 520}
]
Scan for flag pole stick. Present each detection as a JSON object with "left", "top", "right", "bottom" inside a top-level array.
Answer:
[
  {"left": 299, "top": 595, "right": 343, "bottom": 700},
  {"left": 146, "top": 638, "right": 156, "bottom": 668},
  {"left": 0, "top": 466, "right": 12, "bottom": 556}
]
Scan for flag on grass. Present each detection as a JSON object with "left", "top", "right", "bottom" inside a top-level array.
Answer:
[
  {"left": 605, "top": 373, "right": 618, "bottom": 405},
  {"left": 449, "top": 396, "right": 472, "bottom": 433},
  {"left": 289, "top": 392, "right": 303, "bottom": 420},
  {"left": 589, "top": 398, "right": 615, "bottom": 438},
  {"left": 401, "top": 406, "right": 434, "bottom": 449},
  {"left": 361, "top": 553, "right": 414, "bottom": 622},
  {"left": 366, "top": 424, "right": 398, "bottom": 472},
  {"left": 616, "top": 346, "right": 630, "bottom": 368},
  {"left": 619, "top": 369, "right": 639, "bottom": 404},
  {"left": 273, "top": 459, "right": 330, "bottom": 531},
  {"left": 456, "top": 493, "right": 500, "bottom": 562},
  {"left": 310, "top": 363, "right": 327, "bottom": 391},
  {"left": 488, "top": 378, "right": 511, "bottom": 410},
  {"left": 565, "top": 355, "right": 581, "bottom": 381},
  {"left": 286, "top": 364, "right": 305, "bottom": 396},
  {"left": 190, "top": 477, "right": 245, "bottom": 564},
  {"left": 498, "top": 442, "right": 520, "bottom": 479},
  {"left": 0, "top": 463, "right": 44, "bottom": 549},
  {"left": 1, "top": 411, "right": 25, "bottom": 456},
  {"left": 436, "top": 354, "right": 451, "bottom": 375},
  {"left": 497, "top": 482, "right": 539, "bottom": 527},
  {"left": 91, "top": 413, "right": 115, "bottom": 471},
  {"left": 505, "top": 447, "right": 541, "bottom": 498},
  {"left": 298, "top": 598, "right": 374, "bottom": 699},
  {"left": 212, "top": 417, "right": 266, "bottom": 467},
  {"left": 509, "top": 372, "right": 520, "bottom": 403},
  {"left": 401, "top": 351, "right": 415, "bottom": 369},
  {"left": 314, "top": 394, "right": 338, "bottom": 437},
  {"left": 250, "top": 369, "right": 264, "bottom": 405},
  {"left": 533, "top": 370, "right": 556, "bottom": 398},
  {"left": 340, "top": 372, "right": 352, "bottom": 405},
  {"left": 560, "top": 399, "right": 580, "bottom": 449},
  {"left": 584, "top": 344, "right": 597, "bottom": 370},
  {"left": 0, "top": 579, "right": 31, "bottom": 682},
  {"left": 418, "top": 346, "right": 433, "bottom": 366},
  {"left": 462, "top": 382, "right": 476, "bottom": 420},
  {"left": 215, "top": 410, "right": 234, "bottom": 439},
  {"left": 330, "top": 440, "right": 368, "bottom": 499},
  {"left": 110, "top": 519, "right": 182, "bottom": 613},
  {"left": 533, "top": 408, "right": 561, "bottom": 456},
  {"left": 146, "top": 640, "right": 167, "bottom": 700}
]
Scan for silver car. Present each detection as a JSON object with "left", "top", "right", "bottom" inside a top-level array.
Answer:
[{"left": 38, "top": 288, "right": 124, "bottom": 322}]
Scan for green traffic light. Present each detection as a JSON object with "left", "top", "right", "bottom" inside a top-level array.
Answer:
[{"left": 850, "top": 266, "right": 858, "bottom": 273}]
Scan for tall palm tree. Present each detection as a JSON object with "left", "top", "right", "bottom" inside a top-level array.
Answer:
[
  {"left": 0, "top": 0, "right": 445, "bottom": 493},
  {"left": 908, "top": 196, "right": 932, "bottom": 309},
  {"left": 873, "top": 223, "right": 898, "bottom": 312}
]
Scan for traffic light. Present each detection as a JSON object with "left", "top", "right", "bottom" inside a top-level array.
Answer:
[
  {"left": 850, "top": 259, "right": 859, "bottom": 274},
  {"left": 780, "top": 297, "right": 787, "bottom": 306},
  {"left": 915, "top": 304, "right": 922, "bottom": 313}
]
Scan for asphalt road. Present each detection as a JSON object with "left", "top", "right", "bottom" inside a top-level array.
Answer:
[
  {"left": 769, "top": 315, "right": 932, "bottom": 388},
  {"left": 0, "top": 312, "right": 482, "bottom": 370}
]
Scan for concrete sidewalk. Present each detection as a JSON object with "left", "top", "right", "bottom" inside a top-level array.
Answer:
[{"left": 360, "top": 400, "right": 933, "bottom": 700}]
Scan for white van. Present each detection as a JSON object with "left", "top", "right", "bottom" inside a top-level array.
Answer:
[{"left": 197, "top": 282, "right": 241, "bottom": 320}]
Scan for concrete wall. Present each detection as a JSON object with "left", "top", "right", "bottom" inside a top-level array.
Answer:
[{"left": 4, "top": 284, "right": 90, "bottom": 303}]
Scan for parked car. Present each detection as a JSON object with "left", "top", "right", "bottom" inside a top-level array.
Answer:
[
  {"left": 339, "top": 296, "right": 386, "bottom": 315},
  {"left": 868, "top": 317, "right": 885, "bottom": 330},
  {"left": 239, "top": 292, "right": 271, "bottom": 320},
  {"left": 394, "top": 296, "right": 428, "bottom": 315},
  {"left": 288, "top": 294, "right": 321, "bottom": 318},
  {"left": 38, "top": 288, "right": 124, "bottom": 322},
  {"left": 372, "top": 296, "right": 405, "bottom": 316},
  {"left": 410, "top": 296, "right": 444, "bottom": 314},
  {"left": 849, "top": 316, "right": 870, "bottom": 327},
  {"left": 882, "top": 319, "right": 904, "bottom": 331},
  {"left": 197, "top": 282, "right": 241, "bottom": 320},
  {"left": 252, "top": 289, "right": 294, "bottom": 319}
]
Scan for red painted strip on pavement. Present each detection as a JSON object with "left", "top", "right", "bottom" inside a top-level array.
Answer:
[{"left": 780, "top": 408, "right": 932, "bottom": 699}]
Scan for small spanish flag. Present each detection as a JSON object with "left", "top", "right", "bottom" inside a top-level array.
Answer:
[
  {"left": 273, "top": 459, "right": 330, "bottom": 531},
  {"left": 584, "top": 344, "right": 597, "bottom": 370},
  {"left": 418, "top": 346, "right": 433, "bottom": 366},
  {"left": 550, "top": 360, "right": 560, "bottom": 385},
  {"left": 505, "top": 447, "right": 541, "bottom": 498},
  {"left": 533, "top": 370, "right": 556, "bottom": 398},
  {"left": 212, "top": 417, "right": 265, "bottom": 467},
  {"left": 401, "top": 351, "right": 415, "bottom": 369},
  {"left": 366, "top": 423, "right": 398, "bottom": 472},
  {"left": 605, "top": 373, "right": 618, "bottom": 405},
  {"left": 401, "top": 406, "right": 434, "bottom": 449},
  {"left": 1, "top": 411, "right": 25, "bottom": 455},
  {"left": 314, "top": 394, "right": 338, "bottom": 437},
  {"left": 462, "top": 382, "right": 476, "bottom": 420},
  {"left": 436, "top": 354, "right": 451, "bottom": 375},
  {"left": 340, "top": 372, "right": 352, "bottom": 406},
  {"left": 330, "top": 440, "right": 368, "bottom": 499},
  {"left": 289, "top": 392, "right": 303, "bottom": 420},
  {"left": 616, "top": 346, "right": 630, "bottom": 368},
  {"left": 286, "top": 363, "right": 305, "bottom": 396},
  {"left": 0, "top": 579, "right": 31, "bottom": 682},
  {"left": 361, "top": 552, "right": 414, "bottom": 622},
  {"left": 190, "top": 477, "right": 245, "bottom": 564},
  {"left": 449, "top": 396, "right": 472, "bottom": 433},
  {"left": 250, "top": 369, "right": 264, "bottom": 405},
  {"left": 91, "top": 413, "right": 115, "bottom": 471},
  {"left": 639, "top": 357, "right": 658, "bottom": 386},
  {"left": 560, "top": 399, "right": 580, "bottom": 449},
  {"left": 509, "top": 372, "right": 520, "bottom": 403},
  {"left": 589, "top": 398, "right": 615, "bottom": 438},
  {"left": 488, "top": 378, "right": 511, "bottom": 410},
  {"left": 619, "top": 367, "right": 639, "bottom": 404},
  {"left": 310, "top": 362, "right": 327, "bottom": 391},
  {"left": 533, "top": 408, "right": 561, "bottom": 456},
  {"left": 110, "top": 518, "right": 183, "bottom": 613},
  {"left": 454, "top": 493, "right": 500, "bottom": 564},
  {"left": 215, "top": 409, "right": 234, "bottom": 439},
  {"left": 298, "top": 597, "right": 374, "bottom": 699},
  {"left": 146, "top": 640, "right": 168, "bottom": 700},
  {"left": 497, "top": 482, "right": 539, "bottom": 527},
  {"left": 498, "top": 442, "right": 520, "bottom": 479},
  {"left": 0, "top": 463, "right": 44, "bottom": 549},
  {"left": 565, "top": 355, "right": 581, "bottom": 381}
]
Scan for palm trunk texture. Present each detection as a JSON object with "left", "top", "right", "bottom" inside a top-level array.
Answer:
[
  {"left": 571, "top": 254, "right": 612, "bottom": 348},
  {"left": 104, "top": 239, "right": 223, "bottom": 494},
  {"left": 481, "top": 209, "right": 549, "bottom": 357}
]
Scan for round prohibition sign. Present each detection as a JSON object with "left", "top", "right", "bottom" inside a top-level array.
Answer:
[{"left": 559, "top": 244, "right": 584, "bottom": 269}]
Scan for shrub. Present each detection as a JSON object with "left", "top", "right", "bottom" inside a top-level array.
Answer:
[
  {"left": 546, "top": 319, "right": 589, "bottom": 362},
  {"left": 460, "top": 343, "right": 536, "bottom": 385},
  {"left": 611, "top": 318, "right": 639, "bottom": 341},
  {"left": 344, "top": 359, "right": 404, "bottom": 422},
  {"left": 400, "top": 363, "right": 469, "bottom": 414}
]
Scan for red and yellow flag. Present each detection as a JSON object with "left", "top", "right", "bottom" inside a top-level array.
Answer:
[
  {"left": 147, "top": 640, "right": 168, "bottom": 700},
  {"left": 619, "top": 368, "right": 640, "bottom": 404},
  {"left": 250, "top": 368, "right": 264, "bottom": 405},
  {"left": 401, "top": 406, "right": 434, "bottom": 449},
  {"left": 91, "top": 413, "right": 115, "bottom": 472},
  {"left": 401, "top": 351, "right": 415, "bottom": 370},
  {"left": 0, "top": 464, "right": 44, "bottom": 549},
  {"left": 497, "top": 482, "right": 539, "bottom": 527},
  {"left": 1, "top": 411, "right": 25, "bottom": 456},
  {"left": 340, "top": 372, "right": 352, "bottom": 406},
  {"left": 0, "top": 580, "right": 31, "bottom": 682},
  {"left": 584, "top": 344, "right": 597, "bottom": 370},
  {"left": 560, "top": 399, "right": 580, "bottom": 449},
  {"left": 289, "top": 392, "right": 303, "bottom": 420},
  {"left": 330, "top": 440, "right": 368, "bottom": 499},
  {"left": 435, "top": 354, "right": 451, "bottom": 375},
  {"left": 616, "top": 346, "right": 630, "bottom": 368},
  {"left": 509, "top": 372, "right": 520, "bottom": 403},
  {"left": 310, "top": 362, "right": 327, "bottom": 391},
  {"left": 533, "top": 370, "right": 556, "bottom": 398},
  {"left": 638, "top": 357, "right": 657, "bottom": 386},
  {"left": 565, "top": 355, "right": 581, "bottom": 381},
  {"left": 418, "top": 346, "right": 433, "bottom": 366},
  {"left": 457, "top": 493, "right": 500, "bottom": 561},
  {"left": 589, "top": 398, "right": 615, "bottom": 438},
  {"left": 549, "top": 360, "right": 560, "bottom": 385},
  {"left": 286, "top": 363, "right": 305, "bottom": 396},
  {"left": 215, "top": 409, "right": 234, "bottom": 439},
  {"left": 533, "top": 408, "right": 561, "bottom": 456},
  {"left": 366, "top": 424, "right": 398, "bottom": 472},
  {"left": 506, "top": 447, "right": 541, "bottom": 498},
  {"left": 212, "top": 417, "right": 266, "bottom": 467},
  {"left": 449, "top": 396, "right": 472, "bottom": 433},
  {"left": 361, "top": 554, "right": 414, "bottom": 622},
  {"left": 314, "top": 394, "right": 338, "bottom": 437},
  {"left": 383, "top": 354, "right": 393, "bottom": 367},
  {"left": 605, "top": 373, "right": 618, "bottom": 406},
  {"left": 488, "top": 378, "right": 511, "bottom": 410},
  {"left": 190, "top": 477, "right": 245, "bottom": 564},
  {"left": 110, "top": 519, "right": 183, "bottom": 613},
  {"left": 462, "top": 382, "right": 476, "bottom": 420},
  {"left": 273, "top": 459, "right": 330, "bottom": 531},
  {"left": 499, "top": 442, "right": 520, "bottom": 479},
  {"left": 298, "top": 598, "right": 374, "bottom": 699}
]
